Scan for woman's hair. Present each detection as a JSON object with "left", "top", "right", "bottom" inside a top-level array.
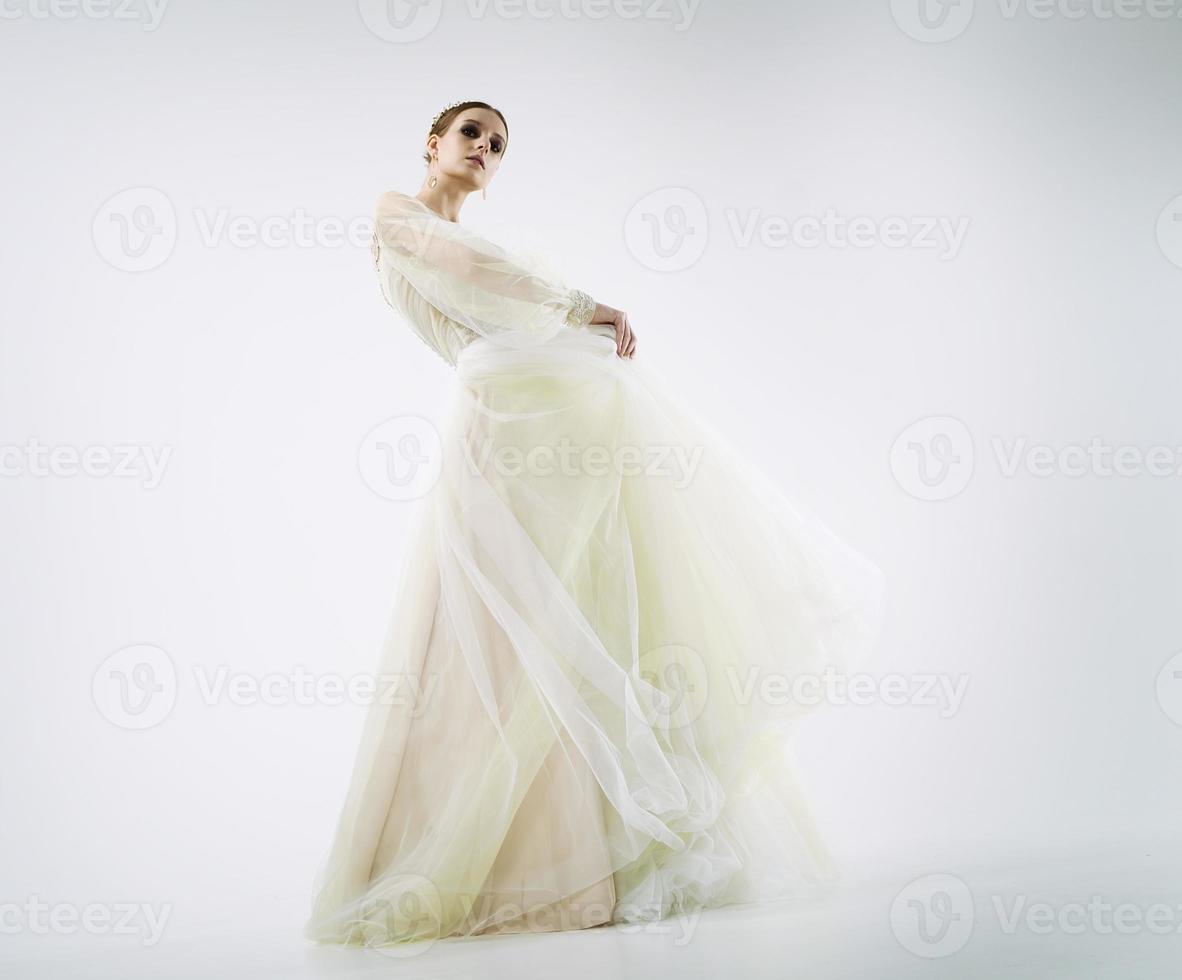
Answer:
[{"left": 422, "top": 101, "right": 509, "bottom": 166}]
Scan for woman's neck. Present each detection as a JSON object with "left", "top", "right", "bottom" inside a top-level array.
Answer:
[{"left": 414, "top": 186, "right": 465, "bottom": 224}]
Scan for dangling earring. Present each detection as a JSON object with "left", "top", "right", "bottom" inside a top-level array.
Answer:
[{"left": 428, "top": 174, "right": 438, "bottom": 189}]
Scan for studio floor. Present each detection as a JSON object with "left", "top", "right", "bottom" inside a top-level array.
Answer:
[{"left": 5, "top": 841, "right": 1180, "bottom": 979}]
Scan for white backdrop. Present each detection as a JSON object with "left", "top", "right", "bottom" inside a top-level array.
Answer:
[{"left": 2, "top": 1, "right": 1181, "bottom": 976}]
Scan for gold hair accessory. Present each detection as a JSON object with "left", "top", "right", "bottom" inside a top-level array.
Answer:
[{"left": 431, "top": 100, "right": 475, "bottom": 130}]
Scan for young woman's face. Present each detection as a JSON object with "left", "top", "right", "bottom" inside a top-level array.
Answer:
[{"left": 429, "top": 108, "right": 507, "bottom": 189}]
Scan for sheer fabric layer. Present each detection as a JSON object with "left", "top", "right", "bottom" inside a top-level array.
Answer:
[
  {"left": 371, "top": 191, "right": 596, "bottom": 366},
  {"left": 305, "top": 193, "right": 886, "bottom": 946}
]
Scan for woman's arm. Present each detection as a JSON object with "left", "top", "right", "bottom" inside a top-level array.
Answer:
[{"left": 373, "top": 192, "right": 598, "bottom": 346}]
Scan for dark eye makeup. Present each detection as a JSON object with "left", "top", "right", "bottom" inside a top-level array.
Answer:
[{"left": 461, "top": 123, "right": 504, "bottom": 153}]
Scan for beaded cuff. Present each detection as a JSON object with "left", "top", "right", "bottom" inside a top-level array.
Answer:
[{"left": 565, "top": 288, "right": 596, "bottom": 328}]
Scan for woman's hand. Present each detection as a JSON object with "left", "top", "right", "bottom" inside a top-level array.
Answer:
[{"left": 592, "top": 302, "right": 637, "bottom": 359}]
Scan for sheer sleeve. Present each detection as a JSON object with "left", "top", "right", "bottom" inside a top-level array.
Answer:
[{"left": 371, "top": 191, "right": 596, "bottom": 349}]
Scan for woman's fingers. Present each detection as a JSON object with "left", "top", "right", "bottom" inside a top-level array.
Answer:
[{"left": 613, "top": 312, "right": 637, "bottom": 358}]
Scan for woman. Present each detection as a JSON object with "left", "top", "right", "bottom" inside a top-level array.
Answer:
[{"left": 305, "top": 100, "right": 887, "bottom": 947}]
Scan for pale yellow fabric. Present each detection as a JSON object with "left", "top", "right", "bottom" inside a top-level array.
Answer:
[
  {"left": 371, "top": 191, "right": 596, "bottom": 365},
  {"left": 305, "top": 191, "right": 887, "bottom": 948}
]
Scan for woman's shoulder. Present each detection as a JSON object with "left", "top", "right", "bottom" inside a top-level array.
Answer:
[{"left": 374, "top": 189, "right": 424, "bottom": 213}]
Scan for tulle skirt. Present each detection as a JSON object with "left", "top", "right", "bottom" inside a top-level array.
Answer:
[{"left": 304, "top": 323, "right": 887, "bottom": 946}]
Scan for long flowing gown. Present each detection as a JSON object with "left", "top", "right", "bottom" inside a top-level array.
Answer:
[{"left": 304, "top": 190, "right": 887, "bottom": 946}]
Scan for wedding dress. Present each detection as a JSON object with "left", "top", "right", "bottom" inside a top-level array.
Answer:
[{"left": 304, "top": 190, "right": 887, "bottom": 947}]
